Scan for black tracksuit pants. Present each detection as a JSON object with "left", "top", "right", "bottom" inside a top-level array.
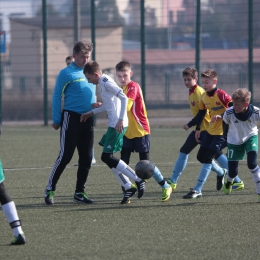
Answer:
[{"left": 46, "top": 110, "right": 94, "bottom": 193}]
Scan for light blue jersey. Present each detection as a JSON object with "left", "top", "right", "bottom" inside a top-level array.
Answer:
[{"left": 52, "top": 62, "right": 96, "bottom": 125}]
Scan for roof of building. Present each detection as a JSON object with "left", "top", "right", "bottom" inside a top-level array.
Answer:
[
  {"left": 123, "top": 48, "right": 260, "bottom": 65},
  {"left": 10, "top": 16, "right": 123, "bottom": 29}
]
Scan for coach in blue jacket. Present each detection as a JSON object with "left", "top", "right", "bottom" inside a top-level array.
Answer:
[{"left": 44, "top": 40, "right": 96, "bottom": 205}]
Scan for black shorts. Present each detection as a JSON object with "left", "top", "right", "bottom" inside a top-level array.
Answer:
[
  {"left": 180, "top": 130, "right": 206, "bottom": 154},
  {"left": 123, "top": 135, "right": 150, "bottom": 153}
]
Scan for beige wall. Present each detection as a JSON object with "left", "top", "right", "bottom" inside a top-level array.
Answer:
[{"left": 10, "top": 21, "right": 123, "bottom": 89}]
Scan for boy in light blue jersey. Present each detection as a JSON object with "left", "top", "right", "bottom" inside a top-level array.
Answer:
[{"left": 44, "top": 40, "right": 96, "bottom": 205}]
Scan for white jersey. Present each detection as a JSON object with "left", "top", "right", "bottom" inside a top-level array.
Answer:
[
  {"left": 223, "top": 105, "right": 260, "bottom": 145},
  {"left": 92, "top": 74, "right": 128, "bottom": 128}
]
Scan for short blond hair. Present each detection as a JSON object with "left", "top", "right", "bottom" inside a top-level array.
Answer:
[
  {"left": 232, "top": 88, "right": 251, "bottom": 103},
  {"left": 201, "top": 69, "right": 218, "bottom": 79}
]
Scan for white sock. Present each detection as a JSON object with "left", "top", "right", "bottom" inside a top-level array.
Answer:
[
  {"left": 111, "top": 168, "right": 132, "bottom": 190},
  {"left": 2, "top": 201, "right": 23, "bottom": 236},
  {"left": 250, "top": 166, "right": 260, "bottom": 194},
  {"left": 115, "top": 160, "right": 141, "bottom": 182}
]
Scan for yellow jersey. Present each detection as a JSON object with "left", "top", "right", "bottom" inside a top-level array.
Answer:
[
  {"left": 199, "top": 88, "right": 232, "bottom": 135},
  {"left": 189, "top": 85, "right": 210, "bottom": 131},
  {"left": 122, "top": 81, "right": 150, "bottom": 139}
]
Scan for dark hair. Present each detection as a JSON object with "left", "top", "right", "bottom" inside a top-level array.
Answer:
[
  {"left": 115, "top": 61, "right": 131, "bottom": 71},
  {"left": 65, "top": 55, "right": 73, "bottom": 65},
  {"left": 201, "top": 69, "right": 218, "bottom": 79},
  {"left": 182, "top": 67, "right": 198, "bottom": 79},
  {"left": 73, "top": 40, "right": 93, "bottom": 55},
  {"left": 83, "top": 61, "right": 101, "bottom": 75}
]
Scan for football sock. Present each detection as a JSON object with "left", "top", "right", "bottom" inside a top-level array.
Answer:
[
  {"left": 227, "top": 174, "right": 234, "bottom": 183},
  {"left": 211, "top": 160, "right": 225, "bottom": 176},
  {"left": 216, "top": 154, "right": 228, "bottom": 169},
  {"left": 116, "top": 160, "right": 141, "bottom": 182},
  {"left": 217, "top": 154, "right": 242, "bottom": 183},
  {"left": 250, "top": 166, "right": 260, "bottom": 194},
  {"left": 170, "top": 152, "right": 188, "bottom": 183},
  {"left": 111, "top": 168, "right": 132, "bottom": 190},
  {"left": 194, "top": 163, "right": 212, "bottom": 193},
  {"left": 2, "top": 201, "right": 23, "bottom": 236},
  {"left": 153, "top": 166, "right": 170, "bottom": 188}
]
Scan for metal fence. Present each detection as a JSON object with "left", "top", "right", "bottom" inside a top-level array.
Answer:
[{"left": 0, "top": 0, "right": 259, "bottom": 121}]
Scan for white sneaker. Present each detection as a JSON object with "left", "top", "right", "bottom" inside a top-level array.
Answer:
[{"left": 183, "top": 188, "right": 202, "bottom": 199}]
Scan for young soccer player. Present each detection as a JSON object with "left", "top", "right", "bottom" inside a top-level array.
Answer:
[
  {"left": 65, "top": 55, "right": 74, "bottom": 66},
  {"left": 167, "top": 68, "right": 227, "bottom": 193},
  {"left": 81, "top": 61, "right": 146, "bottom": 204},
  {"left": 220, "top": 88, "right": 260, "bottom": 201},
  {"left": 115, "top": 61, "right": 172, "bottom": 202},
  {"left": 0, "top": 158, "right": 26, "bottom": 245},
  {"left": 183, "top": 69, "right": 244, "bottom": 199}
]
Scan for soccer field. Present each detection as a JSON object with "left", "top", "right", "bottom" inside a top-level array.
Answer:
[{"left": 1, "top": 126, "right": 260, "bottom": 260}]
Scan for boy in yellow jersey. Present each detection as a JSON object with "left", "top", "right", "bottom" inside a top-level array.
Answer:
[
  {"left": 183, "top": 69, "right": 244, "bottom": 199},
  {"left": 167, "top": 68, "right": 227, "bottom": 193},
  {"left": 115, "top": 61, "right": 172, "bottom": 202}
]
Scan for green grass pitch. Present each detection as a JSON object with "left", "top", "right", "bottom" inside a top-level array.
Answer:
[{"left": 1, "top": 125, "right": 260, "bottom": 259}]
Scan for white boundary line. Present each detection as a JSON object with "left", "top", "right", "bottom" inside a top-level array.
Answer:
[{"left": 3, "top": 160, "right": 252, "bottom": 171}]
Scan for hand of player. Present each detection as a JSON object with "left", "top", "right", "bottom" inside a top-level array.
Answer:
[
  {"left": 52, "top": 124, "right": 60, "bottom": 130},
  {"left": 183, "top": 124, "right": 189, "bottom": 131},
  {"left": 80, "top": 111, "right": 93, "bottom": 122},
  {"left": 195, "top": 130, "right": 201, "bottom": 143},
  {"left": 115, "top": 119, "right": 124, "bottom": 133},
  {"left": 211, "top": 115, "right": 222, "bottom": 123},
  {"left": 91, "top": 102, "right": 102, "bottom": 108}
]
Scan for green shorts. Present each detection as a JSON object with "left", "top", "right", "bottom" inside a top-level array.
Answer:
[
  {"left": 0, "top": 159, "right": 5, "bottom": 183},
  {"left": 99, "top": 127, "right": 128, "bottom": 153},
  {"left": 227, "top": 135, "right": 258, "bottom": 161}
]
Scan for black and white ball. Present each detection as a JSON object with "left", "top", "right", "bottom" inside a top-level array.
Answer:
[{"left": 135, "top": 160, "right": 155, "bottom": 180}]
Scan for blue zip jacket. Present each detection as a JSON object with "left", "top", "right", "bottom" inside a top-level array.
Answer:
[{"left": 52, "top": 62, "right": 96, "bottom": 125}]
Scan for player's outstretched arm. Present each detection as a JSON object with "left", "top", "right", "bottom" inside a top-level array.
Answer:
[
  {"left": 195, "top": 130, "right": 201, "bottom": 143},
  {"left": 183, "top": 124, "right": 189, "bottom": 131},
  {"left": 115, "top": 119, "right": 124, "bottom": 133},
  {"left": 211, "top": 115, "right": 222, "bottom": 123},
  {"left": 80, "top": 111, "right": 93, "bottom": 122},
  {"left": 91, "top": 102, "right": 102, "bottom": 108}
]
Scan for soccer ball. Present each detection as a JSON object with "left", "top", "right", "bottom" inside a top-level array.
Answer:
[{"left": 135, "top": 160, "right": 155, "bottom": 180}]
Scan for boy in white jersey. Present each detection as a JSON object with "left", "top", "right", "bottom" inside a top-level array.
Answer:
[
  {"left": 81, "top": 61, "right": 146, "bottom": 204},
  {"left": 220, "top": 88, "right": 260, "bottom": 201}
]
